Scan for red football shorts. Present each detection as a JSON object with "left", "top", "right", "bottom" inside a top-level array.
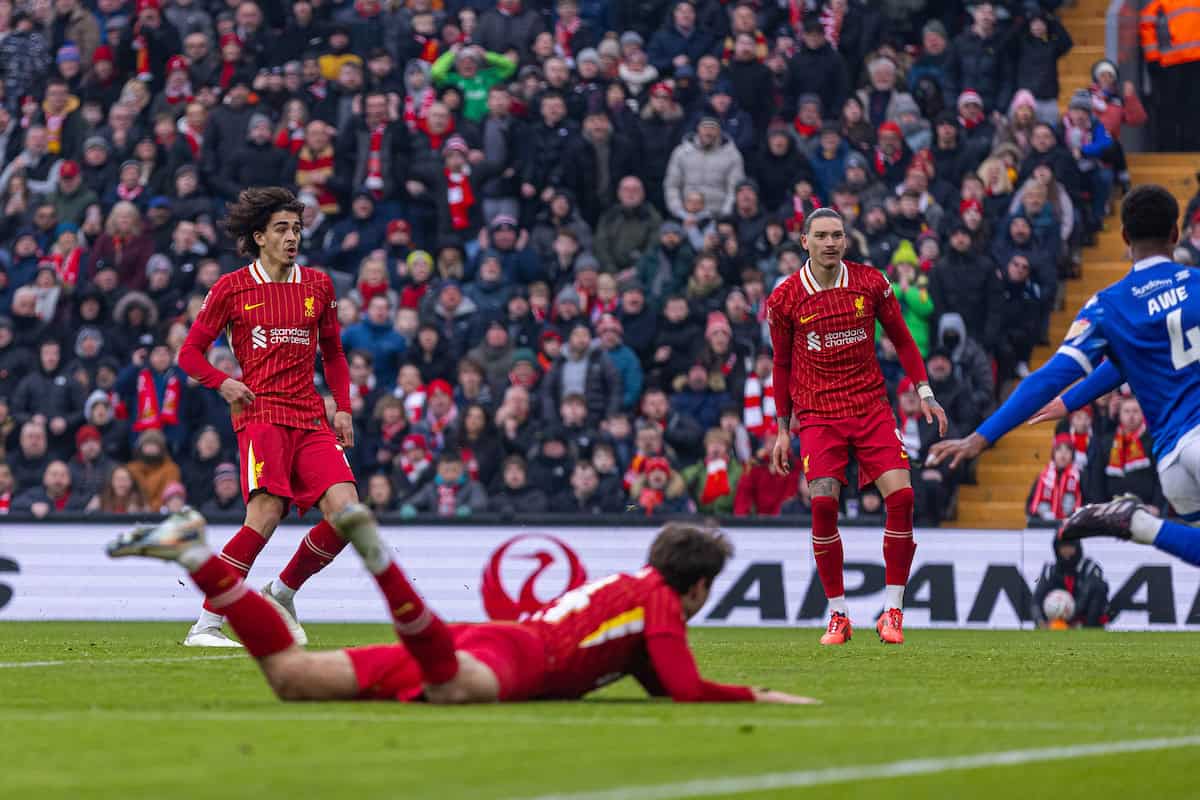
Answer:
[
  {"left": 237, "top": 422, "right": 355, "bottom": 514},
  {"left": 798, "top": 401, "right": 909, "bottom": 488},
  {"left": 346, "top": 623, "right": 548, "bottom": 703}
]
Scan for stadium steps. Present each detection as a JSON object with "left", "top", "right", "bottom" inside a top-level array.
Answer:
[{"left": 952, "top": 153, "right": 1198, "bottom": 529}]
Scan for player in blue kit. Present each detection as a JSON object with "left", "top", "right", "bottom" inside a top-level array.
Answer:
[{"left": 929, "top": 185, "right": 1200, "bottom": 563}]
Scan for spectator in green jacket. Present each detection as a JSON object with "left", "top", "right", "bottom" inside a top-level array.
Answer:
[
  {"left": 681, "top": 428, "right": 742, "bottom": 515},
  {"left": 430, "top": 45, "right": 516, "bottom": 123},
  {"left": 883, "top": 239, "right": 934, "bottom": 356}
]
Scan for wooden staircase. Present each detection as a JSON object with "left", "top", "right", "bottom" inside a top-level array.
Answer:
[{"left": 950, "top": 0, "right": 1199, "bottom": 527}]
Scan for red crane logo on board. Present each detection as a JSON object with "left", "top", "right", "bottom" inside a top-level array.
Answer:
[{"left": 481, "top": 534, "right": 588, "bottom": 621}]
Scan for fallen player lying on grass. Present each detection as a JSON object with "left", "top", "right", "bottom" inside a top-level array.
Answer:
[{"left": 108, "top": 507, "right": 816, "bottom": 705}]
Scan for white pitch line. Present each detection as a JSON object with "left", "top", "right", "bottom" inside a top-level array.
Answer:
[
  {"left": 508, "top": 735, "right": 1200, "bottom": 800},
  {"left": 0, "top": 708, "right": 1189, "bottom": 738},
  {"left": 0, "top": 655, "right": 244, "bottom": 669}
]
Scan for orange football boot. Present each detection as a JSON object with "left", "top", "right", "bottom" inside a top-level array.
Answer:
[
  {"left": 819, "top": 611, "right": 852, "bottom": 645},
  {"left": 876, "top": 608, "right": 904, "bottom": 644}
]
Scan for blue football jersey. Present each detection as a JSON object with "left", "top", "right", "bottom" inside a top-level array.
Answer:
[{"left": 1058, "top": 257, "right": 1200, "bottom": 463}]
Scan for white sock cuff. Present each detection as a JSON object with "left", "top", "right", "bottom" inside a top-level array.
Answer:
[{"left": 1131, "top": 509, "right": 1165, "bottom": 544}]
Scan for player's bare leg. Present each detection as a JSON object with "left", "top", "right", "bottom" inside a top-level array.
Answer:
[
  {"left": 874, "top": 469, "right": 916, "bottom": 645},
  {"left": 321, "top": 485, "right": 461, "bottom": 686},
  {"left": 810, "top": 477, "right": 852, "bottom": 645},
  {"left": 108, "top": 509, "right": 359, "bottom": 700},
  {"left": 186, "top": 492, "right": 285, "bottom": 648}
]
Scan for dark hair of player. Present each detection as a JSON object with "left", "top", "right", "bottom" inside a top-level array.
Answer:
[
  {"left": 223, "top": 186, "right": 305, "bottom": 258},
  {"left": 803, "top": 207, "right": 844, "bottom": 235},
  {"left": 648, "top": 524, "right": 734, "bottom": 593},
  {"left": 1120, "top": 184, "right": 1179, "bottom": 244}
]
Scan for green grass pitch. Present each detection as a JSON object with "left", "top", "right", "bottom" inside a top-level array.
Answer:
[{"left": 1, "top": 622, "right": 1198, "bottom": 799}]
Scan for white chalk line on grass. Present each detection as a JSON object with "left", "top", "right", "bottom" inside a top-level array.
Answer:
[
  {"left": 0, "top": 654, "right": 243, "bottom": 669},
  {"left": 0, "top": 708, "right": 1191, "bottom": 737},
  {"left": 508, "top": 735, "right": 1200, "bottom": 800}
]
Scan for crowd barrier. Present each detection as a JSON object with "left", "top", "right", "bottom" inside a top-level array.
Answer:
[{"left": 1, "top": 519, "right": 1196, "bottom": 630}]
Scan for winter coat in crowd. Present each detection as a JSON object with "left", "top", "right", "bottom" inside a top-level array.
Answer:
[
  {"left": 663, "top": 132, "right": 745, "bottom": 220},
  {"left": 540, "top": 347, "right": 622, "bottom": 426},
  {"left": 929, "top": 247, "right": 995, "bottom": 342}
]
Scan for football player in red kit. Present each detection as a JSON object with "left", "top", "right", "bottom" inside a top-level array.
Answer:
[
  {"left": 766, "top": 208, "right": 948, "bottom": 646},
  {"left": 173, "top": 188, "right": 395, "bottom": 651},
  {"left": 107, "top": 511, "right": 815, "bottom": 706}
]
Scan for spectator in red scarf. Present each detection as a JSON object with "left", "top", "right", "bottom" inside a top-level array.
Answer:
[
  {"left": 1084, "top": 396, "right": 1165, "bottom": 512},
  {"left": 114, "top": 340, "right": 188, "bottom": 454},
  {"left": 1027, "top": 432, "right": 1083, "bottom": 523},
  {"left": 681, "top": 428, "right": 741, "bottom": 513},
  {"left": 400, "top": 449, "right": 488, "bottom": 517}
]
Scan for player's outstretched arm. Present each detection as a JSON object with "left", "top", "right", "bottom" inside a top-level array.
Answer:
[
  {"left": 927, "top": 352, "right": 1088, "bottom": 469},
  {"left": 1028, "top": 359, "right": 1125, "bottom": 425}
]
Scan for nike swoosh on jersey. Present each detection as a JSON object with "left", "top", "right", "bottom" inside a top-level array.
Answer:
[
  {"left": 244, "top": 302, "right": 266, "bottom": 311},
  {"left": 800, "top": 313, "right": 820, "bottom": 323}
]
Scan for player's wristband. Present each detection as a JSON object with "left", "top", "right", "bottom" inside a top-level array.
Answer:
[{"left": 917, "top": 384, "right": 935, "bottom": 401}]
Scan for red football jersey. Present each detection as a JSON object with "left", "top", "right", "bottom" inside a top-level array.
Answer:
[
  {"left": 188, "top": 261, "right": 339, "bottom": 432},
  {"left": 522, "top": 567, "right": 752, "bottom": 702},
  {"left": 766, "top": 259, "right": 910, "bottom": 420}
]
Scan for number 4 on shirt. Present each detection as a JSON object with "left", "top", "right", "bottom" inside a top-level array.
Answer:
[{"left": 1167, "top": 309, "right": 1200, "bottom": 369}]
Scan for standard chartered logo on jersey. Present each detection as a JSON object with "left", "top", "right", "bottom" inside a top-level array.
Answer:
[
  {"left": 808, "top": 327, "right": 868, "bottom": 352},
  {"left": 251, "top": 325, "right": 311, "bottom": 349}
]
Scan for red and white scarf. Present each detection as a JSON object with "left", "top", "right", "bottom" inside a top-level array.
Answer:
[
  {"left": 436, "top": 480, "right": 461, "bottom": 515},
  {"left": 178, "top": 117, "right": 203, "bottom": 158},
  {"left": 48, "top": 248, "right": 84, "bottom": 289},
  {"left": 699, "top": 456, "right": 731, "bottom": 506},
  {"left": 403, "top": 90, "right": 435, "bottom": 132},
  {"left": 1029, "top": 462, "right": 1082, "bottom": 519},
  {"left": 395, "top": 385, "right": 426, "bottom": 422},
  {"left": 555, "top": 16, "right": 581, "bottom": 58},
  {"left": 133, "top": 369, "right": 181, "bottom": 432},
  {"left": 446, "top": 169, "right": 475, "bottom": 230},
  {"left": 0, "top": 491, "right": 10, "bottom": 514},
  {"left": 1107, "top": 425, "right": 1151, "bottom": 477},
  {"left": 366, "top": 123, "right": 386, "bottom": 200},
  {"left": 399, "top": 451, "right": 431, "bottom": 479},
  {"left": 743, "top": 373, "right": 776, "bottom": 437},
  {"left": 117, "top": 183, "right": 145, "bottom": 202}
]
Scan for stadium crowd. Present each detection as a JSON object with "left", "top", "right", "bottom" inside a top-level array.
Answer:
[{"left": 0, "top": 0, "right": 1177, "bottom": 523}]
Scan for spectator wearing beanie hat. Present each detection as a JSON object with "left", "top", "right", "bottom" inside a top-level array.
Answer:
[
  {"left": 200, "top": 461, "right": 245, "bottom": 515},
  {"left": 69, "top": 423, "right": 116, "bottom": 499},
  {"left": 160, "top": 480, "right": 188, "bottom": 513},
  {"left": 79, "top": 44, "right": 121, "bottom": 110}
]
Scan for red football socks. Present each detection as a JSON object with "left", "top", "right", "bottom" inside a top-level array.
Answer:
[
  {"left": 278, "top": 520, "right": 348, "bottom": 591},
  {"left": 190, "top": 556, "right": 294, "bottom": 658},
  {"left": 374, "top": 562, "right": 459, "bottom": 684},
  {"left": 810, "top": 495, "right": 845, "bottom": 599},
  {"left": 203, "top": 525, "right": 267, "bottom": 613},
  {"left": 883, "top": 487, "right": 917, "bottom": 587}
]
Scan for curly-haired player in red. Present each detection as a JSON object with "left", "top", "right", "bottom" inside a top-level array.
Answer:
[
  {"left": 107, "top": 510, "right": 815, "bottom": 705},
  {"left": 174, "top": 187, "right": 397, "bottom": 650},
  {"left": 766, "top": 208, "right": 947, "bottom": 646}
]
